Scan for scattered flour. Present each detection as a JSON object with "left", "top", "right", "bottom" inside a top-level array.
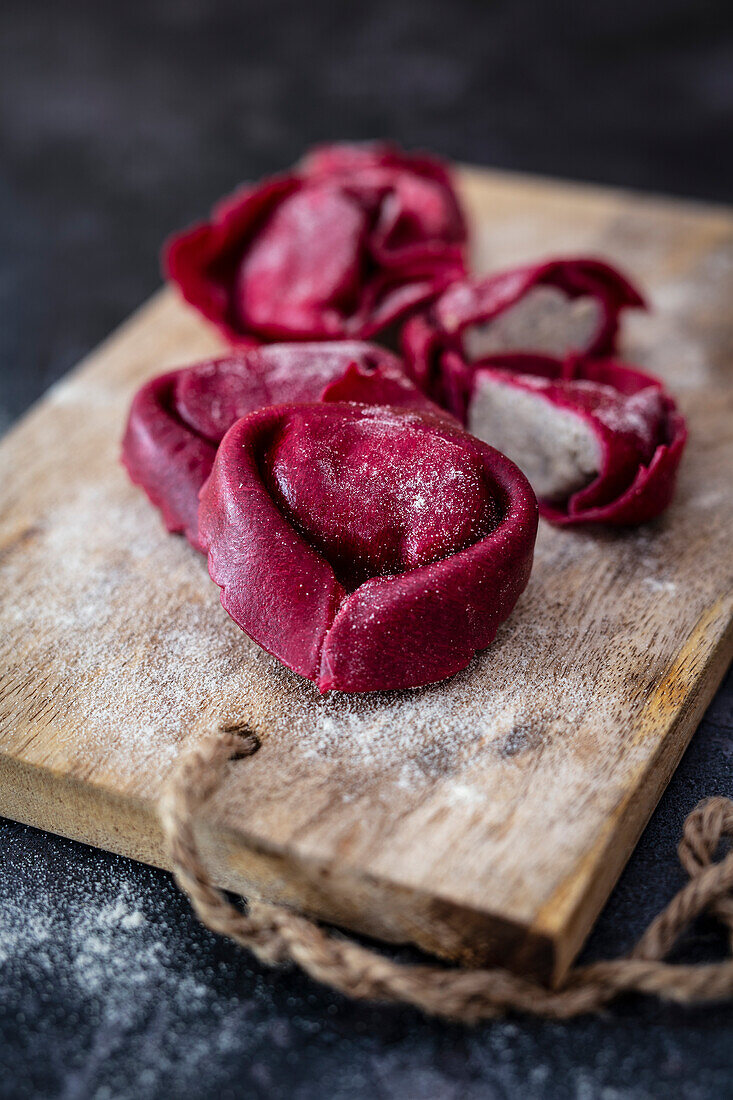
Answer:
[
  {"left": 0, "top": 831, "right": 296, "bottom": 1098},
  {"left": 3, "top": 822, "right": 710, "bottom": 1100},
  {"left": 0, "top": 458, "right": 717, "bottom": 821}
]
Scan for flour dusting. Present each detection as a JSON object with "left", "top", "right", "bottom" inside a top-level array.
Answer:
[
  {"left": 1, "top": 458, "right": 721, "bottom": 822},
  {"left": 0, "top": 833, "right": 296, "bottom": 1098}
]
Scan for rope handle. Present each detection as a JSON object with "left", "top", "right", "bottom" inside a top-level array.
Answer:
[{"left": 159, "top": 729, "right": 733, "bottom": 1021}]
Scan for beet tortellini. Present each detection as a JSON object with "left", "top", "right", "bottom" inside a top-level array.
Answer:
[
  {"left": 402, "top": 260, "right": 686, "bottom": 525},
  {"left": 122, "top": 342, "right": 447, "bottom": 551},
  {"left": 199, "top": 403, "right": 537, "bottom": 692},
  {"left": 165, "top": 142, "right": 467, "bottom": 344}
]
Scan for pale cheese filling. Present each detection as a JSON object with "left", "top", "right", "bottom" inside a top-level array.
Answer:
[
  {"left": 464, "top": 287, "right": 602, "bottom": 361},
  {"left": 468, "top": 374, "right": 602, "bottom": 501}
]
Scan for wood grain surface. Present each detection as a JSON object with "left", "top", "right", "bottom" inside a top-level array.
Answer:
[{"left": 1, "top": 167, "right": 731, "bottom": 983}]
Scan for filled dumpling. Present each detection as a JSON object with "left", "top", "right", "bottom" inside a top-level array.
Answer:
[
  {"left": 121, "top": 342, "right": 447, "bottom": 550},
  {"left": 436, "top": 353, "right": 687, "bottom": 526},
  {"left": 402, "top": 257, "right": 644, "bottom": 404},
  {"left": 164, "top": 142, "right": 467, "bottom": 344},
  {"left": 402, "top": 260, "right": 686, "bottom": 525},
  {"left": 200, "top": 402, "right": 538, "bottom": 692}
]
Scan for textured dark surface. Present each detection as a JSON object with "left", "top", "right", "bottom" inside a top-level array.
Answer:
[{"left": 1, "top": 1, "right": 732, "bottom": 1097}]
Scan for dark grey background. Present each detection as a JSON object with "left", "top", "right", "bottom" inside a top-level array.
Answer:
[{"left": 1, "top": 1, "right": 732, "bottom": 1097}]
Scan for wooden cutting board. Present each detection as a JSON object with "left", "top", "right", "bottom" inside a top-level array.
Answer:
[{"left": 1, "top": 167, "right": 732, "bottom": 985}]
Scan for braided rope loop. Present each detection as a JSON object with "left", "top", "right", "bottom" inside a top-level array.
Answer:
[{"left": 159, "top": 730, "right": 733, "bottom": 1020}]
